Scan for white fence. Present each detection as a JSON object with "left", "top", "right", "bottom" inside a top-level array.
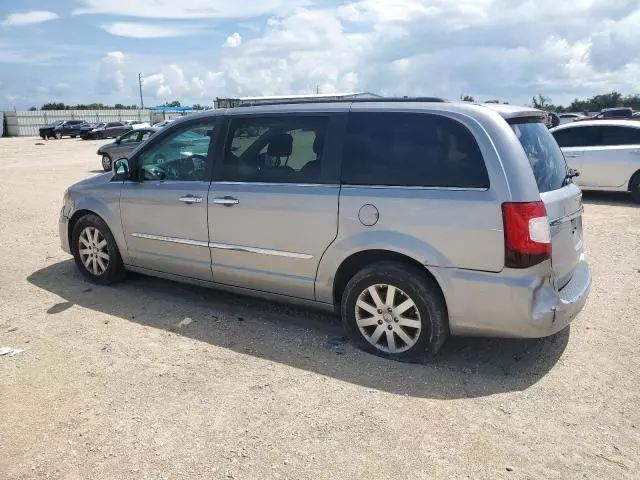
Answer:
[{"left": 2, "top": 109, "right": 153, "bottom": 137}]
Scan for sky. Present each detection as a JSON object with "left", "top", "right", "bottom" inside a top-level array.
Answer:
[{"left": 1, "top": 0, "right": 640, "bottom": 110}]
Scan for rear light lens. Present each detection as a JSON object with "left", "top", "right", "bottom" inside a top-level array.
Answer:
[{"left": 502, "top": 202, "right": 551, "bottom": 268}]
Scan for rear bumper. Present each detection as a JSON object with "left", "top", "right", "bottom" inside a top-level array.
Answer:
[{"left": 433, "top": 255, "right": 591, "bottom": 338}]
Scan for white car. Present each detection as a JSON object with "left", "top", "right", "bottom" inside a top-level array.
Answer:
[
  {"left": 550, "top": 119, "right": 640, "bottom": 202},
  {"left": 558, "top": 113, "right": 585, "bottom": 124}
]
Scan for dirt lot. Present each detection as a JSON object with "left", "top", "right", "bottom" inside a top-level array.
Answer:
[{"left": 0, "top": 136, "right": 639, "bottom": 480}]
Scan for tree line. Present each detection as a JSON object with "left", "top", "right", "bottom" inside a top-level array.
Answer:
[
  {"left": 462, "top": 91, "right": 640, "bottom": 113},
  {"left": 30, "top": 100, "right": 213, "bottom": 111}
]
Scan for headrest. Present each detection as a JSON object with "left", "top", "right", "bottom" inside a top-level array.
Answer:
[
  {"left": 267, "top": 133, "right": 293, "bottom": 157},
  {"left": 313, "top": 134, "right": 324, "bottom": 155}
]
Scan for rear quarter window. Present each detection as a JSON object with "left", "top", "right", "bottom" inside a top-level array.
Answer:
[
  {"left": 341, "top": 112, "right": 489, "bottom": 188},
  {"left": 511, "top": 121, "right": 567, "bottom": 193}
]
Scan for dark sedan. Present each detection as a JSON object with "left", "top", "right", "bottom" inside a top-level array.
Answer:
[{"left": 97, "top": 128, "right": 157, "bottom": 171}]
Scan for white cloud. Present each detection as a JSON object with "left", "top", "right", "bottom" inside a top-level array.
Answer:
[
  {"left": 142, "top": 65, "right": 226, "bottom": 101},
  {"left": 96, "top": 52, "right": 126, "bottom": 95},
  {"left": 1, "top": 10, "right": 59, "bottom": 27},
  {"left": 101, "top": 22, "right": 207, "bottom": 38},
  {"left": 73, "top": 0, "right": 305, "bottom": 19},
  {"left": 223, "top": 33, "right": 242, "bottom": 48},
  {"left": 8, "top": 0, "right": 640, "bottom": 109}
]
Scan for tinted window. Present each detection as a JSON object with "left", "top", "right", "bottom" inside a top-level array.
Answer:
[
  {"left": 106, "top": 122, "right": 121, "bottom": 128},
  {"left": 139, "top": 130, "right": 154, "bottom": 142},
  {"left": 341, "top": 112, "right": 489, "bottom": 188},
  {"left": 511, "top": 122, "right": 567, "bottom": 193},
  {"left": 221, "top": 116, "right": 328, "bottom": 184},
  {"left": 137, "top": 122, "right": 213, "bottom": 182},
  {"left": 599, "top": 126, "right": 640, "bottom": 146},
  {"left": 119, "top": 131, "right": 141, "bottom": 144},
  {"left": 553, "top": 126, "right": 601, "bottom": 147}
]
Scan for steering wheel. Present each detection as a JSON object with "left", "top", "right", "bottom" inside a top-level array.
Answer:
[{"left": 144, "top": 164, "right": 169, "bottom": 181}]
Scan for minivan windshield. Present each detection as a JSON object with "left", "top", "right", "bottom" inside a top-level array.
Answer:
[{"left": 511, "top": 121, "right": 568, "bottom": 193}]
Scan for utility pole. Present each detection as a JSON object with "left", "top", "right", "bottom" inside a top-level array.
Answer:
[{"left": 138, "top": 73, "right": 144, "bottom": 110}]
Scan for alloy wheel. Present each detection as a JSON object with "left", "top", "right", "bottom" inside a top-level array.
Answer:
[
  {"left": 78, "top": 226, "right": 110, "bottom": 276},
  {"left": 355, "top": 284, "right": 422, "bottom": 354}
]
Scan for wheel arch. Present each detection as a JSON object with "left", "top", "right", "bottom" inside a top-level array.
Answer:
[
  {"left": 628, "top": 168, "right": 640, "bottom": 191},
  {"left": 68, "top": 209, "right": 107, "bottom": 254},
  {"left": 331, "top": 249, "right": 447, "bottom": 310}
]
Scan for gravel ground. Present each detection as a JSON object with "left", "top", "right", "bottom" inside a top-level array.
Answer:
[{"left": 0, "top": 136, "right": 639, "bottom": 480}]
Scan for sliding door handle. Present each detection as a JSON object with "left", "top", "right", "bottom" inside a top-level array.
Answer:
[
  {"left": 179, "top": 195, "right": 203, "bottom": 204},
  {"left": 211, "top": 196, "right": 239, "bottom": 206}
]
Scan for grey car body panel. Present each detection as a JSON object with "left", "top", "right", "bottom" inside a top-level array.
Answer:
[{"left": 61, "top": 101, "right": 590, "bottom": 339}]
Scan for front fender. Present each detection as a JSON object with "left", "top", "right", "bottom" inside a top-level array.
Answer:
[
  {"left": 68, "top": 184, "right": 128, "bottom": 263},
  {"left": 314, "top": 230, "right": 452, "bottom": 304}
]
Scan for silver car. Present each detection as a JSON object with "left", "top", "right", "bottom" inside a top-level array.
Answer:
[
  {"left": 59, "top": 101, "right": 591, "bottom": 360},
  {"left": 551, "top": 119, "right": 640, "bottom": 202},
  {"left": 97, "top": 128, "right": 157, "bottom": 171}
]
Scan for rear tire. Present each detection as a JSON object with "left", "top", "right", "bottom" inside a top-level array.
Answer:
[
  {"left": 630, "top": 171, "right": 640, "bottom": 203},
  {"left": 340, "top": 261, "right": 448, "bottom": 361},
  {"left": 101, "top": 154, "right": 112, "bottom": 171},
  {"left": 55, "top": 132, "right": 62, "bottom": 139},
  {"left": 39, "top": 133, "right": 46, "bottom": 140},
  {"left": 71, "top": 214, "right": 126, "bottom": 285},
  {"left": 71, "top": 135, "right": 76, "bottom": 138}
]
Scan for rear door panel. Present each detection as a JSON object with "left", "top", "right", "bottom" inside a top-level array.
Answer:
[{"left": 540, "top": 183, "right": 584, "bottom": 288}]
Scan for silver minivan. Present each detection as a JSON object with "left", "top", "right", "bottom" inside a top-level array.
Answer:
[{"left": 59, "top": 101, "right": 591, "bottom": 360}]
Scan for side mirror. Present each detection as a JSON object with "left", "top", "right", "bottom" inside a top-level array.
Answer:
[
  {"left": 112, "top": 158, "right": 130, "bottom": 180},
  {"left": 115, "top": 136, "right": 122, "bottom": 144}
]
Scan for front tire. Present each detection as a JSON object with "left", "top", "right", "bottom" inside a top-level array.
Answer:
[
  {"left": 71, "top": 214, "right": 126, "bottom": 285},
  {"left": 341, "top": 261, "right": 448, "bottom": 361},
  {"left": 55, "top": 132, "right": 62, "bottom": 139},
  {"left": 630, "top": 171, "right": 640, "bottom": 203},
  {"left": 101, "top": 154, "right": 112, "bottom": 171}
]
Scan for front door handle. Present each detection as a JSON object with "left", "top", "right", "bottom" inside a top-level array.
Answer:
[
  {"left": 211, "top": 196, "right": 239, "bottom": 207},
  {"left": 179, "top": 195, "right": 203, "bottom": 205}
]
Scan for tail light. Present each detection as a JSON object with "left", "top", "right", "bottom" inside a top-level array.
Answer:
[{"left": 502, "top": 202, "right": 551, "bottom": 268}]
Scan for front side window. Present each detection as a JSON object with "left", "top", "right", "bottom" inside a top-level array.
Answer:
[
  {"left": 137, "top": 123, "right": 213, "bottom": 182},
  {"left": 119, "top": 131, "right": 141, "bottom": 144},
  {"left": 511, "top": 121, "right": 567, "bottom": 193},
  {"left": 552, "top": 126, "right": 600, "bottom": 147},
  {"left": 139, "top": 130, "right": 154, "bottom": 142},
  {"left": 106, "top": 122, "right": 121, "bottom": 128},
  {"left": 221, "top": 116, "right": 328, "bottom": 184},
  {"left": 341, "top": 112, "right": 489, "bottom": 188}
]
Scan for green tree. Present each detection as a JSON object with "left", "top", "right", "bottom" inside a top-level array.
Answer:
[
  {"left": 461, "top": 95, "right": 475, "bottom": 102},
  {"left": 165, "top": 100, "right": 181, "bottom": 107}
]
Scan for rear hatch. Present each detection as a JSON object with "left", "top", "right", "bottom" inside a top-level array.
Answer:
[{"left": 510, "top": 120, "right": 584, "bottom": 288}]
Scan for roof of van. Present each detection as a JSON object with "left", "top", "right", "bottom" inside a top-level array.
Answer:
[{"left": 181, "top": 99, "right": 544, "bottom": 122}]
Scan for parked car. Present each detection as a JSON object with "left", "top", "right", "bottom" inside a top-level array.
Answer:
[
  {"left": 152, "top": 119, "right": 175, "bottom": 129},
  {"left": 88, "top": 121, "right": 132, "bottom": 139},
  {"left": 97, "top": 128, "right": 157, "bottom": 171},
  {"left": 79, "top": 123, "right": 104, "bottom": 140},
  {"left": 59, "top": 101, "right": 590, "bottom": 360},
  {"left": 550, "top": 119, "right": 640, "bottom": 202},
  {"left": 39, "top": 119, "right": 86, "bottom": 139},
  {"left": 558, "top": 113, "right": 585, "bottom": 124},
  {"left": 39, "top": 120, "right": 65, "bottom": 139},
  {"left": 575, "top": 107, "right": 638, "bottom": 121}
]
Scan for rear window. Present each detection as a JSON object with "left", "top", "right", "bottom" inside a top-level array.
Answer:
[
  {"left": 341, "top": 112, "right": 489, "bottom": 188},
  {"left": 511, "top": 121, "right": 567, "bottom": 193}
]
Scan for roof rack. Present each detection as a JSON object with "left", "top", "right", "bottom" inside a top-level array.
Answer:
[{"left": 236, "top": 97, "right": 448, "bottom": 107}]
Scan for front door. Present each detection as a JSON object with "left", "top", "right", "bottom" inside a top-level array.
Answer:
[
  {"left": 120, "top": 118, "right": 218, "bottom": 280},
  {"left": 208, "top": 113, "right": 343, "bottom": 300}
]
